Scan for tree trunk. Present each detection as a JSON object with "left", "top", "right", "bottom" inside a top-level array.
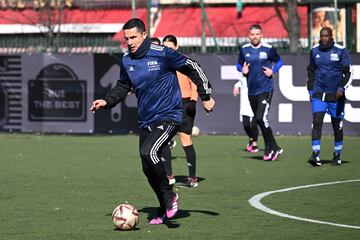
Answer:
[
  {"left": 274, "top": 0, "right": 300, "bottom": 54},
  {"left": 287, "top": 0, "right": 300, "bottom": 53}
]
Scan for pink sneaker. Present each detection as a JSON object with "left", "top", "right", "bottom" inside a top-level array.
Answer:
[
  {"left": 166, "top": 193, "right": 179, "bottom": 219},
  {"left": 271, "top": 148, "right": 284, "bottom": 161},
  {"left": 149, "top": 216, "right": 164, "bottom": 225},
  {"left": 263, "top": 150, "right": 274, "bottom": 161},
  {"left": 246, "top": 144, "right": 253, "bottom": 152},
  {"left": 249, "top": 146, "right": 259, "bottom": 153}
]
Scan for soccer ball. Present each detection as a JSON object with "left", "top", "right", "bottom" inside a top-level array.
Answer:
[
  {"left": 192, "top": 126, "right": 200, "bottom": 137},
  {"left": 112, "top": 203, "right": 139, "bottom": 230}
]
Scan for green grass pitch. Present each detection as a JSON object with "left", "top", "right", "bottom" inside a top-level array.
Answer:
[{"left": 1, "top": 133, "right": 359, "bottom": 240}]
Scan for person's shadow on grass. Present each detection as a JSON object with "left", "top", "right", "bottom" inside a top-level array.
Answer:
[
  {"left": 173, "top": 175, "right": 205, "bottom": 185},
  {"left": 106, "top": 206, "right": 219, "bottom": 230},
  {"left": 138, "top": 207, "right": 220, "bottom": 228},
  {"left": 307, "top": 158, "right": 349, "bottom": 166}
]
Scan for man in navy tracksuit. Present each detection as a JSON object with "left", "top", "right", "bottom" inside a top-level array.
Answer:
[
  {"left": 237, "top": 24, "right": 283, "bottom": 161},
  {"left": 91, "top": 18, "right": 215, "bottom": 224},
  {"left": 307, "top": 27, "right": 353, "bottom": 167}
]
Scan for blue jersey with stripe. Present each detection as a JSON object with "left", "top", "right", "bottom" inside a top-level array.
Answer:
[
  {"left": 120, "top": 44, "right": 185, "bottom": 128},
  {"left": 309, "top": 43, "right": 351, "bottom": 94},
  {"left": 237, "top": 42, "right": 281, "bottom": 96}
]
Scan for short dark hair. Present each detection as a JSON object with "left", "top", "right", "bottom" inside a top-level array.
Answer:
[
  {"left": 249, "top": 24, "right": 262, "bottom": 31},
  {"left": 150, "top": 37, "right": 161, "bottom": 45},
  {"left": 320, "top": 27, "right": 333, "bottom": 37},
  {"left": 162, "top": 35, "right": 178, "bottom": 47},
  {"left": 123, "top": 18, "right": 146, "bottom": 33}
]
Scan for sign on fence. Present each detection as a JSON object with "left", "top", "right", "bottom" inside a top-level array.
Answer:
[{"left": 0, "top": 53, "right": 359, "bottom": 135}]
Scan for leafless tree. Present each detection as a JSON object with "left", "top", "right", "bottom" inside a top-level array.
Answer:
[
  {"left": 36, "top": 0, "right": 65, "bottom": 51},
  {"left": 274, "top": 0, "right": 300, "bottom": 53},
  {"left": 0, "top": 0, "right": 69, "bottom": 52}
]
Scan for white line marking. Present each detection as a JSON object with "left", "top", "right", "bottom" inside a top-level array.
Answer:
[{"left": 248, "top": 179, "right": 360, "bottom": 229}]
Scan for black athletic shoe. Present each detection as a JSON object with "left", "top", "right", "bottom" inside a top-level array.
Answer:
[
  {"left": 331, "top": 152, "right": 342, "bottom": 166},
  {"left": 184, "top": 177, "right": 198, "bottom": 187},
  {"left": 309, "top": 151, "right": 321, "bottom": 166}
]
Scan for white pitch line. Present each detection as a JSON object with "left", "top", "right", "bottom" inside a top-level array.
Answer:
[{"left": 248, "top": 179, "right": 360, "bottom": 229}]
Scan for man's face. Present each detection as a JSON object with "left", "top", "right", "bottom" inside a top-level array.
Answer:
[
  {"left": 249, "top": 28, "right": 262, "bottom": 46},
  {"left": 320, "top": 29, "right": 332, "bottom": 46},
  {"left": 123, "top": 27, "right": 147, "bottom": 53}
]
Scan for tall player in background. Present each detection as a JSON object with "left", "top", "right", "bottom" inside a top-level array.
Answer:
[
  {"left": 232, "top": 75, "right": 259, "bottom": 153},
  {"left": 237, "top": 24, "right": 283, "bottom": 161},
  {"left": 91, "top": 18, "right": 215, "bottom": 224},
  {"left": 162, "top": 34, "right": 199, "bottom": 188},
  {"left": 307, "top": 27, "right": 352, "bottom": 166}
]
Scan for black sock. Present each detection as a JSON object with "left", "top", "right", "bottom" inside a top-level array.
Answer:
[{"left": 183, "top": 145, "right": 196, "bottom": 178}]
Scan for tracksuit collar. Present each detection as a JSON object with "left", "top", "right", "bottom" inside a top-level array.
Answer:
[
  {"left": 319, "top": 39, "right": 334, "bottom": 52},
  {"left": 129, "top": 37, "right": 151, "bottom": 59}
]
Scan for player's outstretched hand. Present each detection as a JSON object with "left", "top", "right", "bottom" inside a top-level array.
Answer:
[
  {"left": 203, "top": 97, "right": 215, "bottom": 114},
  {"left": 90, "top": 99, "right": 107, "bottom": 113}
]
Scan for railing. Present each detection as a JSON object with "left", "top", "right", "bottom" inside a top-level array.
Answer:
[
  {"left": 0, "top": 34, "right": 122, "bottom": 54},
  {"left": 0, "top": 34, "right": 312, "bottom": 54}
]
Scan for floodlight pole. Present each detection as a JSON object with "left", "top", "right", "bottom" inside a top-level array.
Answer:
[
  {"left": 199, "top": 0, "right": 219, "bottom": 53},
  {"left": 147, "top": 0, "right": 151, "bottom": 37},
  {"left": 200, "top": 0, "right": 206, "bottom": 53},
  {"left": 132, "top": 0, "right": 136, "bottom": 18},
  {"left": 334, "top": 0, "right": 338, "bottom": 42}
]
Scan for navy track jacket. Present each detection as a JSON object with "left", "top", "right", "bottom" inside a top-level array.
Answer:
[
  {"left": 237, "top": 42, "right": 282, "bottom": 96},
  {"left": 307, "top": 41, "right": 352, "bottom": 101},
  {"left": 103, "top": 40, "right": 212, "bottom": 128}
]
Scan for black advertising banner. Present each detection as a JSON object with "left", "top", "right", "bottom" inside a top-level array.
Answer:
[
  {"left": 93, "top": 54, "right": 139, "bottom": 134},
  {"left": 0, "top": 53, "right": 359, "bottom": 135},
  {"left": 0, "top": 81, "right": 7, "bottom": 127},
  {"left": 0, "top": 57, "right": 8, "bottom": 127},
  {"left": 28, "top": 64, "right": 86, "bottom": 121},
  {"left": 21, "top": 54, "right": 94, "bottom": 133},
  {"left": 0, "top": 56, "right": 20, "bottom": 131}
]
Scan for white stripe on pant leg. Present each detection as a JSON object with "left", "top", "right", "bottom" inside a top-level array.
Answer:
[
  {"left": 150, "top": 125, "right": 175, "bottom": 164},
  {"left": 149, "top": 125, "right": 175, "bottom": 164},
  {"left": 263, "top": 102, "right": 270, "bottom": 128}
]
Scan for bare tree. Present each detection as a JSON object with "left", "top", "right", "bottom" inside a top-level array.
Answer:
[
  {"left": 38, "top": 0, "right": 65, "bottom": 51},
  {"left": 274, "top": 0, "right": 300, "bottom": 53},
  {"left": 0, "top": 0, "right": 68, "bottom": 52}
]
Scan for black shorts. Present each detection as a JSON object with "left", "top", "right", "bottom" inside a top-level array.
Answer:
[{"left": 179, "top": 98, "right": 196, "bottom": 134}]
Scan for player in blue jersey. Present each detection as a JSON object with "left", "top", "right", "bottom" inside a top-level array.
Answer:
[
  {"left": 150, "top": 37, "right": 161, "bottom": 45},
  {"left": 307, "top": 27, "right": 353, "bottom": 167},
  {"left": 90, "top": 18, "right": 215, "bottom": 224},
  {"left": 237, "top": 24, "right": 283, "bottom": 161}
]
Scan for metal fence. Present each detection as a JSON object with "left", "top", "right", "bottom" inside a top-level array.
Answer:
[
  {"left": 0, "top": 34, "right": 311, "bottom": 54},
  {"left": 0, "top": 34, "right": 122, "bottom": 54}
]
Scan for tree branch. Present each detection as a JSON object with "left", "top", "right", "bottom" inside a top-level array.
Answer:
[{"left": 274, "top": 0, "right": 289, "bottom": 32}]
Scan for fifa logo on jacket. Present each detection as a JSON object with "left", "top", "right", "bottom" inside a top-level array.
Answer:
[{"left": 147, "top": 60, "right": 160, "bottom": 72}]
